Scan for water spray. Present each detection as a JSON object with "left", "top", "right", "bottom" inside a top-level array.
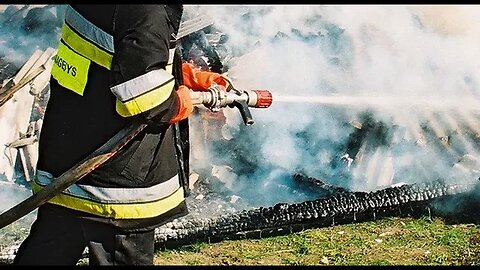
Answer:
[{"left": 273, "top": 94, "right": 480, "bottom": 111}]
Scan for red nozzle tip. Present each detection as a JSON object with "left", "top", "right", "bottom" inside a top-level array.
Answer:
[{"left": 253, "top": 90, "right": 273, "bottom": 108}]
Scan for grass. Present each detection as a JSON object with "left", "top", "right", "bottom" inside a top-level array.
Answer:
[
  {"left": 0, "top": 212, "right": 36, "bottom": 248},
  {"left": 153, "top": 216, "right": 480, "bottom": 266}
]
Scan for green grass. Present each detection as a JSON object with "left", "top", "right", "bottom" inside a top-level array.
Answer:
[
  {"left": 153, "top": 216, "right": 480, "bottom": 266},
  {"left": 0, "top": 212, "right": 35, "bottom": 248}
]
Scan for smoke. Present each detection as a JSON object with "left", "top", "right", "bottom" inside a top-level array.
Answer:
[
  {"left": 0, "top": 5, "right": 63, "bottom": 219},
  {"left": 185, "top": 5, "right": 480, "bottom": 207},
  {"left": 0, "top": 5, "right": 64, "bottom": 67}
]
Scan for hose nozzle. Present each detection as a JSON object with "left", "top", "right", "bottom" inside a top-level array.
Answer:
[
  {"left": 190, "top": 86, "right": 273, "bottom": 125},
  {"left": 245, "top": 90, "right": 273, "bottom": 108}
]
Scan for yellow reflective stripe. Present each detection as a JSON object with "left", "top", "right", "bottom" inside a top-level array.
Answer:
[
  {"left": 33, "top": 181, "right": 185, "bottom": 219},
  {"left": 116, "top": 80, "right": 174, "bottom": 117},
  {"left": 111, "top": 69, "right": 174, "bottom": 102},
  {"left": 64, "top": 5, "right": 114, "bottom": 53},
  {"left": 61, "top": 23, "right": 112, "bottom": 70},
  {"left": 114, "top": 56, "right": 174, "bottom": 117},
  {"left": 51, "top": 42, "right": 90, "bottom": 96},
  {"left": 35, "top": 170, "right": 180, "bottom": 203}
]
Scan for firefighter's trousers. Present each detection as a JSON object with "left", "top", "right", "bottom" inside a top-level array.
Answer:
[{"left": 13, "top": 204, "right": 155, "bottom": 265}]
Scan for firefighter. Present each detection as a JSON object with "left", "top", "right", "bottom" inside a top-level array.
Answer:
[{"left": 13, "top": 4, "right": 228, "bottom": 265}]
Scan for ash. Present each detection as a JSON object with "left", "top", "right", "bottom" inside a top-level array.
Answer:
[{"left": 183, "top": 174, "right": 250, "bottom": 220}]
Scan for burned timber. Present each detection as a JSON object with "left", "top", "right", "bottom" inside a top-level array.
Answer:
[{"left": 153, "top": 176, "right": 480, "bottom": 250}]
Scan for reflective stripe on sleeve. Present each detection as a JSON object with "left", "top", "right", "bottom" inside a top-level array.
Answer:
[
  {"left": 111, "top": 69, "right": 174, "bottom": 102},
  {"left": 111, "top": 69, "right": 175, "bottom": 117}
]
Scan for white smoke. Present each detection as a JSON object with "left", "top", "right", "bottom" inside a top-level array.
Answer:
[
  {"left": 0, "top": 4, "right": 63, "bottom": 66},
  {"left": 185, "top": 5, "right": 480, "bottom": 206}
]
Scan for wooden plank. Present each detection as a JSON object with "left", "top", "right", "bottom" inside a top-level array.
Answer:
[{"left": 30, "top": 48, "right": 56, "bottom": 95}]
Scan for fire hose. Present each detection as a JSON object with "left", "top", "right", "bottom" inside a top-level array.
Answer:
[{"left": 0, "top": 84, "right": 273, "bottom": 230}]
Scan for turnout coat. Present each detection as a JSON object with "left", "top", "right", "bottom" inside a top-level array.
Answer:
[{"left": 34, "top": 4, "right": 189, "bottom": 231}]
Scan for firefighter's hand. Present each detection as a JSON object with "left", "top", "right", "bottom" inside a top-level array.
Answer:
[
  {"left": 182, "top": 62, "right": 231, "bottom": 91},
  {"left": 169, "top": 85, "right": 194, "bottom": 124}
]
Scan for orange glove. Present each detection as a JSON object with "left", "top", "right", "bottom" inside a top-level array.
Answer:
[
  {"left": 182, "top": 62, "right": 229, "bottom": 91},
  {"left": 169, "top": 85, "right": 194, "bottom": 124}
]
